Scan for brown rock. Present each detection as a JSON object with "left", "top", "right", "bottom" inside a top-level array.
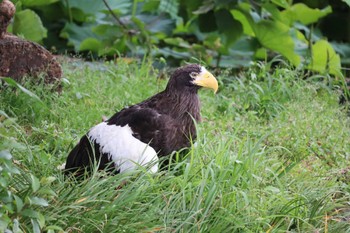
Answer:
[
  {"left": 0, "top": 0, "right": 62, "bottom": 91},
  {"left": 0, "top": 0, "right": 15, "bottom": 39}
]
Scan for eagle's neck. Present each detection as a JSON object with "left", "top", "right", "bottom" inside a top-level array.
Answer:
[
  {"left": 157, "top": 89, "right": 201, "bottom": 143},
  {"left": 164, "top": 89, "right": 201, "bottom": 122}
]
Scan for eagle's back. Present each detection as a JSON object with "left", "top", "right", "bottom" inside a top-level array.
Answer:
[{"left": 65, "top": 91, "right": 199, "bottom": 175}]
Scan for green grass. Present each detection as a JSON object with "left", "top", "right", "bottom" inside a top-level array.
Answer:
[{"left": 1, "top": 59, "right": 350, "bottom": 232}]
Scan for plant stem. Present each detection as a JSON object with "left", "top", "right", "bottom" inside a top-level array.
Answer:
[{"left": 101, "top": 0, "right": 128, "bottom": 31}]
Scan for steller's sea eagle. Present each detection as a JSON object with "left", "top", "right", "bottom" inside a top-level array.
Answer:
[{"left": 64, "top": 64, "right": 218, "bottom": 176}]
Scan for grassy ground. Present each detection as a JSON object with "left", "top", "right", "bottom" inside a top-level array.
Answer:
[{"left": 1, "top": 59, "right": 350, "bottom": 232}]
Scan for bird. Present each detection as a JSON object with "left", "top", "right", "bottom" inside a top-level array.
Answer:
[{"left": 64, "top": 64, "right": 218, "bottom": 176}]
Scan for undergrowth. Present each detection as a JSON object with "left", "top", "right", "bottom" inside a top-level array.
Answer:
[{"left": 1, "top": 59, "right": 350, "bottom": 232}]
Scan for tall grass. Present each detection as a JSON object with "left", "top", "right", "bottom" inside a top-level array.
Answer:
[{"left": 1, "top": 59, "right": 350, "bottom": 232}]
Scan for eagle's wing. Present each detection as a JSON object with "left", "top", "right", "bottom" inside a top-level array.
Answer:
[
  {"left": 108, "top": 106, "right": 191, "bottom": 157},
  {"left": 65, "top": 107, "right": 179, "bottom": 175},
  {"left": 65, "top": 134, "right": 114, "bottom": 175}
]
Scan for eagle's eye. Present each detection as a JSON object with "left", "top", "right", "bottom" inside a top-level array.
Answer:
[{"left": 190, "top": 72, "right": 199, "bottom": 79}]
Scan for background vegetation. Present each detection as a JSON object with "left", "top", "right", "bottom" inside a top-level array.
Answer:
[
  {"left": 1, "top": 59, "right": 350, "bottom": 232},
  {"left": 7, "top": 0, "right": 350, "bottom": 75},
  {"left": 1, "top": 0, "right": 350, "bottom": 232}
]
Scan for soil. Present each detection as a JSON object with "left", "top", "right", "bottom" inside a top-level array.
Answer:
[{"left": 0, "top": 0, "right": 62, "bottom": 91}]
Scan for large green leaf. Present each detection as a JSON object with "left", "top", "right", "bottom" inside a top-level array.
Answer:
[
  {"left": 215, "top": 9, "right": 243, "bottom": 47},
  {"left": 67, "top": 0, "right": 131, "bottom": 16},
  {"left": 263, "top": 3, "right": 283, "bottom": 21},
  {"left": 13, "top": 9, "right": 47, "bottom": 43},
  {"left": 198, "top": 10, "right": 217, "bottom": 33},
  {"left": 159, "top": 0, "right": 179, "bottom": 20},
  {"left": 281, "top": 3, "right": 332, "bottom": 26},
  {"left": 253, "top": 20, "right": 300, "bottom": 66},
  {"left": 164, "top": 37, "right": 191, "bottom": 49},
  {"left": 79, "top": 38, "right": 102, "bottom": 52},
  {"left": 193, "top": 0, "right": 215, "bottom": 14},
  {"left": 142, "top": 0, "right": 160, "bottom": 13},
  {"left": 231, "top": 9, "right": 255, "bottom": 36},
  {"left": 60, "top": 22, "right": 99, "bottom": 50},
  {"left": 28, "top": 196, "right": 49, "bottom": 207},
  {"left": 0, "top": 150, "right": 12, "bottom": 160},
  {"left": 136, "top": 14, "right": 175, "bottom": 36},
  {"left": 271, "top": 0, "right": 290, "bottom": 8},
  {"left": 308, "top": 40, "right": 342, "bottom": 77},
  {"left": 21, "top": 0, "right": 58, "bottom": 6}
]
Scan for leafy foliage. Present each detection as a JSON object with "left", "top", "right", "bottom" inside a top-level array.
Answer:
[
  {"left": 12, "top": 9, "right": 47, "bottom": 43},
  {"left": 8, "top": 0, "right": 347, "bottom": 76},
  {"left": 0, "top": 112, "right": 61, "bottom": 232},
  {"left": 308, "top": 39, "right": 342, "bottom": 76}
]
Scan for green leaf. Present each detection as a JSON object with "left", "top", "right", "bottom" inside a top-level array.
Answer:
[
  {"left": 308, "top": 40, "right": 342, "bottom": 77},
  {"left": 164, "top": 37, "right": 191, "bottom": 48},
  {"left": 1, "top": 78, "right": 42, "bottom": 102},
  {"left": 0, "top": 110, "right": 10, "bottom": 119},
  {"left": 30, "top": 174, "right": 40, "bottom": 192},
  {"left": 46, "top": 225, "right": 65, "bottom": 232},
  {"left": 198, "top": 10, "right": 217, "bottom": 32},
  {"left": 136, "top": 14, "right": 175, "bottom": 36},
  {"left": 67, "top": 0, "right": 131, "bottom": 16},
  {"left": 28, "top": 197, "right": 49, "bottom": 207},
  {"left": 60, "top": 23, "right": 99, "bottom": 51},
  {"left": 13, "top": 219, "right": 21, "bottom": 233},
  {"left": 14, "top": 195, "right": 24, "bottom": 212},
  {"left": 142, "top": 0, "right": 160, "bottom": 13},
  {"left": 157, "top": 47, "right": 191, "bottom": 59},
  {"left": 0, "top": 150, "right": 12, "bottom": 160},
  {"left": 36, "top": 212, "right": 46, "bottom": 229},
  {"left": 271, "top": 0, "right": 290, "bottom": 8},
  {"left": 159, "top": 0, "right": 179, "bottom": 20},
  {"left": 281, "top": 3, "right": 332, "bottom": 26},
  {"left": 79, "top": 38, "right": 102, "bottom": 52},
  {"left": 231, "top": 9, "right": 255, "bottom": 36},
  {"left": 342, "top": 0, "right": 350, "bottom": 6},
  {"left": 93, "top": 24, "right": 121, "bottom": 37},
  {"left": 0, "top": 216, "right": 10, "bottom": 232},
  {"left": 253, "top": 20, "right": 300, "bottom": 66},
  {"left": 40, "top": 176, "right": 56, "bottom": 185},
  {"left": 21, "top": 209, "right": 39, "bottom": 218},
  {"left": 13, "top": 9, "right": 47, "bottom": 42},
  {"left": 255, "top": 47, "right": 267, "bottom": 59},
  {"left": 31, "top": 219, "right": 41, "bottom": 233},
  {"left": 193, "top": 0, "right": 215, "bottom": 14},
  {"left": 263, "top": 3, "right": 283, "bottom": 21},
  {"left": 215, "top": 9, "right": 243, "bottom": 47},
  {"left": 21, "top": 0, "right": 58, "bottom": 6}
]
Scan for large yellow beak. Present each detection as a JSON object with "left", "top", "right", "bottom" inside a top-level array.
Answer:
[{"left": 192, "top": 68, "right": 218, "bottom": 93}]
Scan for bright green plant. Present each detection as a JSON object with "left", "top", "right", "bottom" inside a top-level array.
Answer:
[
  {"left": 0, "top": 80, "right": 63, "bottom": 232},
  {"left": 178, "top": 0, "right": 342, "bottom": 76},
  {"left": 0, "top": 111, "right": 62, "bottom": 233},
  {"left": 8, "top": 0, "right": 58, "bottom": 43},
  {"left": 8, "top": 0, "right": 347, "bottom": 77}
]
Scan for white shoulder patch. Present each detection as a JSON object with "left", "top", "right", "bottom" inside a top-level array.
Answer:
[
  {"left": 200, "top": 66, "right": 207, "bottom": 75},
  {"left": 88, "top": 122, "right": 158, "bottom": 173}
]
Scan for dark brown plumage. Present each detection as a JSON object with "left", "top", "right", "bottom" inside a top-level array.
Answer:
[{"left": 65, "top": 64, "right": 218, "bottom": 175}]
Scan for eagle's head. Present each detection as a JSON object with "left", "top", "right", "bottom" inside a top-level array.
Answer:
[{"left": 166, "top": 64, "right": 218, "bottom": 94}]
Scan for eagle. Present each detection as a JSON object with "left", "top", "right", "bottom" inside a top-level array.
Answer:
[{"left": 64, "top": 64, "right": 218, "bottom": 176}]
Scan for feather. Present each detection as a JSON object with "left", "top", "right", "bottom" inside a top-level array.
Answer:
[{"left": 65, "top": 64, "right": 218, "bottom": 176}]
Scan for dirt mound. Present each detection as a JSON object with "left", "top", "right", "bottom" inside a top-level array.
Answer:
[{"left": 0, "top": 0, "right": 62, "bottom": 90}]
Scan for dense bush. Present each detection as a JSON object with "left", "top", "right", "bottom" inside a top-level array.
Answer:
[{"left": 7, "top": 0, "right": 349, "bottom": 75}]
